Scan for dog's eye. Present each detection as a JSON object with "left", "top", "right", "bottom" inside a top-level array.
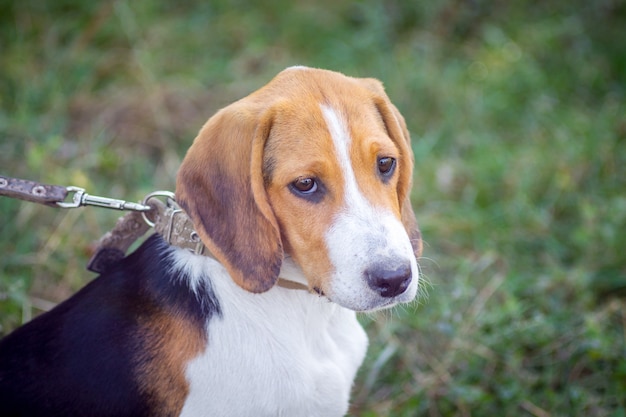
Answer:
[
  {"left": 289, "top": 177, "right": 325, "bottom": 203},
  {"left": 377, "top": 157, "right": 396, "bottom": 178},
  {"left": 291, "top": 177, "right": 317, "bottom": 194}
]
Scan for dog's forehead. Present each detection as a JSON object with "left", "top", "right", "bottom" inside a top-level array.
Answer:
[
  {"left": 263, "top": 75, "right": 387, "bottom": 143},
  {"left": 259, "top": 69, "right": 398, "bottom": 184},
  {"left": 265, "top": 101, "right": 390, "bottom": 172}
]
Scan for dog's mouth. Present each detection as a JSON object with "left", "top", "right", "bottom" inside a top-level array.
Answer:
[
  {"left": 326, "top": 293, "right": 403, "bottom": 312},
  {"left": 313, "top": 286, "right": 325, "bottom": 296},
  {"left": 302, "top": 282, "right": 416, "bottom": 312}
]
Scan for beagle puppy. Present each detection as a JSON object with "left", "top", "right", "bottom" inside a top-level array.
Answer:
[{"left": 0, "top": 67, "right": 422, "bottom": 417}]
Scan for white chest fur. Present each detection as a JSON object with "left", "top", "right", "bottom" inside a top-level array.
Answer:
[{"left": 172, "top": 251, "right": 369, "bottom": 417}]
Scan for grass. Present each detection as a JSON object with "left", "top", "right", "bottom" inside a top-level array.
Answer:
[{"left": 1, "top": 1, "right": 625, "bottom": 415}]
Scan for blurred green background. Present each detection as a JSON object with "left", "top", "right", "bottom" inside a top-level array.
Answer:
[{"left": 1, "top": 0, "right": 625, "bottom": 415}]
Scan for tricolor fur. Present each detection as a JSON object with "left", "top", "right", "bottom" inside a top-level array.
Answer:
[{"left": 0, "top": 67, "right": 422, "bottom": 417}]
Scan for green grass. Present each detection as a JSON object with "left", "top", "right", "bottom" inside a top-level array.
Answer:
[{"left": 1, "top": 1, "right": 625, "bottom": 415}]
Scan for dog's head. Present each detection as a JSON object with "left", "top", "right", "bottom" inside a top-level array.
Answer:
[{"left": 176, "top": 67, "right": 421, "bottom": 311}]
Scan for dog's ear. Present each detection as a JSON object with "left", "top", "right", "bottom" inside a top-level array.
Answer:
[
  {"left": 356, "top": 78, "right": 423, "bottom": 258},
  {"left": 176, "top": 102, "right": 282, "bottom": 293}
]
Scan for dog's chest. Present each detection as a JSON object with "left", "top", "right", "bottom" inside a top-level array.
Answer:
[{"left": 179, "top": 281, "right": 368, "bottom": 417}]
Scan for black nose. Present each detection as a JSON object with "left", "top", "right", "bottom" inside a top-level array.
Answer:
[{"left": 366, "top": 263, "right": 412, "bottom": 298}]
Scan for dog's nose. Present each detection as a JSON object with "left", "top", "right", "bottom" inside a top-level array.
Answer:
[{"left": 366, "top": 262, "right": 412, "bottom": 298}]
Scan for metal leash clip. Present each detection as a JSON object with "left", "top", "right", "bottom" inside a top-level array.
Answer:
[{"left": 57, "top": 186, "right": 152, "bottom": 212}]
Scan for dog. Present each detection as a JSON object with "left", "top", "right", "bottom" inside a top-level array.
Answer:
[{"left": 0, "top": 67, "right": 422, "bottom": 417}]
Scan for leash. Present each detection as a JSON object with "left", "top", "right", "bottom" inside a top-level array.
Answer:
[
  {"left": 0, "top": 175, "right": 151, "bottom": 211},
  {"left": 0, "top": 175, "right": 189, "bottom": 273},
  {"left": 0, "top": 175, "right": 309, "bottom": 292}
]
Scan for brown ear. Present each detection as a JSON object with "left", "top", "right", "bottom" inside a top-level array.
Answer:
[
  {"left": 175, "top": 103, "right": 282, "bottom": 293},
  {"left": 356, "top": 77, "right": 423, "bottom": 258}
]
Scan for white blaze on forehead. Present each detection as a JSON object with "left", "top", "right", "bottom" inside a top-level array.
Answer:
[
  {"left": 319, "top": 104, "right": 394, "bottom": 226},
  {"left": 320, "top": 105, "right": 366, "bottom": 209}
]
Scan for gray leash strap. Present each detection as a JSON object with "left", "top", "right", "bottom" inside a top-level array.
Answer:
[
  {"left": 0, "top": 175, "right": 69, "bottom": 206},
  {"left": 0, "top": 175, "right": 150, "bottom": 212}
]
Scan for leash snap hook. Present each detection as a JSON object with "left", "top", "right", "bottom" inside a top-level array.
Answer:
[
  {"left": 57, "top": 186, "right": 152, "bottom": 212},
  {"left": 55, "top": 186, "right": 86, "bottom": 208}
]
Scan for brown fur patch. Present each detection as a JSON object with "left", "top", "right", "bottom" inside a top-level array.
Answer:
[{"left": 136, "top": 311, "right": 206, "bottom": 415}]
